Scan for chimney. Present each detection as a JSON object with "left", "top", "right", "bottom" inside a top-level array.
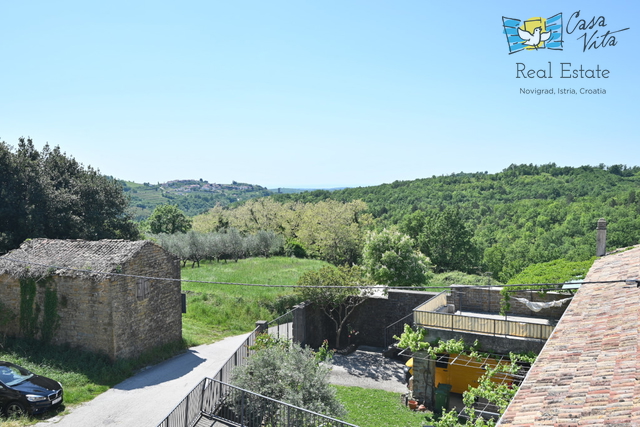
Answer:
[{"left": 596, "top": 218, "right": 607, "bottom": 257}]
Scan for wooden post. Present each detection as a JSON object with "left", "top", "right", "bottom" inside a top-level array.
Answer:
[
  {"left": 412, "top": 351, "right": 436, "bottom": 408},
  {"left": 596, "top": 218, "right": 607, "bottom": 257}
]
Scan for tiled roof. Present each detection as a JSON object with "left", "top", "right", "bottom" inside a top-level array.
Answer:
[
  {"left": 0, "top": 238, "right": 150, "bottom": 278},
  {"left": 498, "top": 246, "right": 640, "bottom": 426}
]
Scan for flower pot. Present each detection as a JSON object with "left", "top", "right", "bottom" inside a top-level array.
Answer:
[{"left": 408, "top": 400, "right": 418, "bottom": 410}]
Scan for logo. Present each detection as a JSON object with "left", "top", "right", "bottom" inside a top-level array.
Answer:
[{"left": 502, "top": 14, "right": 564, "bottom": 54}]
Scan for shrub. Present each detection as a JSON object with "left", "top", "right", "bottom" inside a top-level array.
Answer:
[
  {"left": 231, "top": 342, "right": 346, "bottom": 418},
  {"left": 507, "top": 257, "right": 596, "bottom": 285},
  {"left": 284, "top": 239, "right": 307, "bottom": 258}
]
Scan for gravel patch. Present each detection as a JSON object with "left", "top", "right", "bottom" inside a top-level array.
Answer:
[{"left": 328, "top": 347, "right": 408, "bottom": 393}]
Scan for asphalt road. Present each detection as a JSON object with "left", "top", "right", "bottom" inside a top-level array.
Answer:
[
  {"left": 34, "top": 333, "right": 251, "bottom": 427},
  {"left": 33, "top": 339, "right": 407, "bottom": 427}
]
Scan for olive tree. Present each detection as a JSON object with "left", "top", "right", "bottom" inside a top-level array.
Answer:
[
  {"left": 296, "top": 265, "right": 373, "bottom": 348},
  {"left": 231, "top": 343, "right": 346, "bottom": 419}
]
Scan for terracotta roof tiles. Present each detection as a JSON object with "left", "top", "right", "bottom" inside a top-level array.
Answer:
[{"left": 499, "top": 246, "right": 640, "bottom": 426}]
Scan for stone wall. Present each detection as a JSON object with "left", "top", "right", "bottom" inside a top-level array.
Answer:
[
  {"left": 111, "top": 243, "right": 182, "bottom": 359},
  {"left": 0, "top": 242, "right": 181, "bottom": 360},
  {"left": 449, "top": 285, "right": 571, "bottom": 319},
  {"left": 293, "top": 289, "right": 437, "bottom": 349}
]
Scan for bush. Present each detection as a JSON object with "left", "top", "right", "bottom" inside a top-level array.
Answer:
[
  {"left": 231, "top": 342, "right": 346, "bottom": 418},
  {"left": 507, "top": 257, "right": 596, "bottom": 285},
  {"left": 431, "top": 271, "right": 504, "bottom": 287},
  {"left": 284, "top": 239, "right": 307, "bottom": 258}
]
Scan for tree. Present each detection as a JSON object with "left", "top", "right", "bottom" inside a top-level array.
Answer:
[
  {"left": 231, "top": 342, "right": 346, "bottom": 419},
  {"left": 296, "top": 200, "right": 372, "bottom": 265},
  {"left": 296, "top": 265, "right": 372, "bottom": 348},
  {"left": 0, "top": 138, "right": 138, "bottom": 253},
  {"left": 194, "top": 199, "right": 372, "bottom": 265},
  {"left": 404, "top": 208, "right": 480, "bottom": 274},
  {"left": 147, "top": 204, "right": 192, "bottom": 234},
  {"left": 362, "top": 228, "right": 433, "bottom": 287}
]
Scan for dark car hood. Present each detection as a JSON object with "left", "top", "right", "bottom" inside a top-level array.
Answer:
[{"left": 11, "top": 375, "right": 61, "bottom": 395}]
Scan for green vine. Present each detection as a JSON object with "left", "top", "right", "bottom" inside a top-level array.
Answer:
[
  {"left": 19, "top": 278, "right": 39, "bottom": 338},
  {"left": 499, "top": 287, "right": 511, "bottom": 315},
  {"left": 41, "top": 287, "right": 60, "bottom": 343},
  {"left": 18, "top": 277, "right": 60, "bottom": 343},
  {"left": 424, "top": 351, "right": 537, "bottom": 427},
  {"left": 396, "top": 324, "right": 537, "bottom": 426},
  {"left": 394, "top": 324, "right": 479, "bottom": 358}
]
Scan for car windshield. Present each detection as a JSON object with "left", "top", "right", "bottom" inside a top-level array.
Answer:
[{"left": 0, "top": 363, "right": 34, "bottom": 386}]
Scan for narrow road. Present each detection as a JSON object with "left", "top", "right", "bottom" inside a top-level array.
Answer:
[{"left": 35, "top": 333, "right": 251, "bottom": 427}]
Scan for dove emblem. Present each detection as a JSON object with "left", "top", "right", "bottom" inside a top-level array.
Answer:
[
  {"left": 503, "top": 14, "right": 563, "bottom": 54},
  {"left": 517, "top": 26, "right": 551, "bottom": 49}
]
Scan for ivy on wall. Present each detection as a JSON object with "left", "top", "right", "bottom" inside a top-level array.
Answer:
[
  {"left": 42, "top": 287, "right": 60, "bottom": 343},
  {"left": 19, "top": 278, "right": 39, "bottom": 338},
  {"left": 19, "top": 277, "right": 60, "bottom": 343}
]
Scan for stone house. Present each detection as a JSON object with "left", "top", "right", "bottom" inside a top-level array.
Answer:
[{"left": 0, "top": 239, "right": 182, "bottom": 360}]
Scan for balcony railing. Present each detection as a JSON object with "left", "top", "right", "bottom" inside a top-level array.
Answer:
[{"left": 413, "top": 292, "right": 554, "bottom": 340}]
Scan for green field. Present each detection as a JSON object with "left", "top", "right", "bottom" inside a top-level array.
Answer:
[
  {"left": 334, "top": 386, "right": 430, "bottom": 427},
  {"left": 0, "top": 256, "right": 327, "bottom": 425},
  {"left": 181, "top": 256, "right": 330, "bottom": 345}
]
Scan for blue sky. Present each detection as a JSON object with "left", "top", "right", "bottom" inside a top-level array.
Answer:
[{"left": 1, "top": 1, "right": 637, "bottom": 188}]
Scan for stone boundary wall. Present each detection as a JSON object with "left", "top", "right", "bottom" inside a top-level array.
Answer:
[
  {"left": 448, "top": 285, "right": 572, "bottom": 319},
  {"left": 294, "top": 289, "right": 437, "bottom": 349}
]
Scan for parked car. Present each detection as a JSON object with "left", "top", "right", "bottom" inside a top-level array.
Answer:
[{"left": 0, "top": 361, "right": 63, "bottom": 417}]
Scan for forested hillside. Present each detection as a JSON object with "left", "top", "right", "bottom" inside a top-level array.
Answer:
[{"left": 200, "top": 163, "right": 640, "bottom": 282}]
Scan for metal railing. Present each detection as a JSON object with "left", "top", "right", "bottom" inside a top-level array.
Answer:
[
  {"left": 212, "top": 327, "right": 259, "bottom": 385},
  {"left": 267, "top": 309, "right": 294, "bottom": 341},
  {"left": 414, "top": 290, "right": 449, "bottom": 313},
  {"left": 158, "top": 327, "right": 258, "bottom": 427},
  {"left": 158, "top": 309, "right": 301, "bottom": 427},
  {"left": 157, "top": 377, "right": 358, "bottom": 427},
  {"left": 202, "top": 379, "right": 358, "bottom": 427},
  {"left": 384, "top": 313, "right": 414, "bottom": 349},
  {"left": 413, "top": 310, "right": 554, "bottom": 340}
]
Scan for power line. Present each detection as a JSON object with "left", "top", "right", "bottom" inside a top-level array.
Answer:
[{"left": 0, "top": 256, "right": 627, "bottom": 290}]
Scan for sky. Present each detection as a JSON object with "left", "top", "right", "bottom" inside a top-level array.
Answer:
[{"left": 1, "top": 1, "right": 637, "bottom": 188}]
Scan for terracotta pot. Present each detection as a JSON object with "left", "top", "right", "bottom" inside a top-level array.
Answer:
[{"left": 408, "top": 400, "right": 418, "bottom": 410}]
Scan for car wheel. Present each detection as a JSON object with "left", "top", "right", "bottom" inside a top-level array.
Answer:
[{"left": 4, "top": 401, "right": 27, "bottom": 418}]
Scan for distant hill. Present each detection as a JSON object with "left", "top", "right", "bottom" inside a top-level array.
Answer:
[
  {"left": 268, "top": 187, "right": 349, "bottom": 194},
  {"left": 268, "top": 163, "right": 640, "bottom": 281},
  {"left": 122, "top": 179, "right": 271, "bottom": 220}
]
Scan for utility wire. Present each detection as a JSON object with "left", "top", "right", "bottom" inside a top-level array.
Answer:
[{"left": 0, "top": 256, "right": 629, "bottom": 290}]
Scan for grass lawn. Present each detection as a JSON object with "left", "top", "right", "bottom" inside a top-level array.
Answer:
[
  {"left": 181, "top": 256, "right": 330, "bottom": 345},
  {"left": 334, "top": 386, "right": 430, "bottom": 427},
  {"left": 0, "top": 338, "right": 184, "bottom": 426},
  {"left": 0, "top": 256, "right": 327, "bottom": 425}
]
